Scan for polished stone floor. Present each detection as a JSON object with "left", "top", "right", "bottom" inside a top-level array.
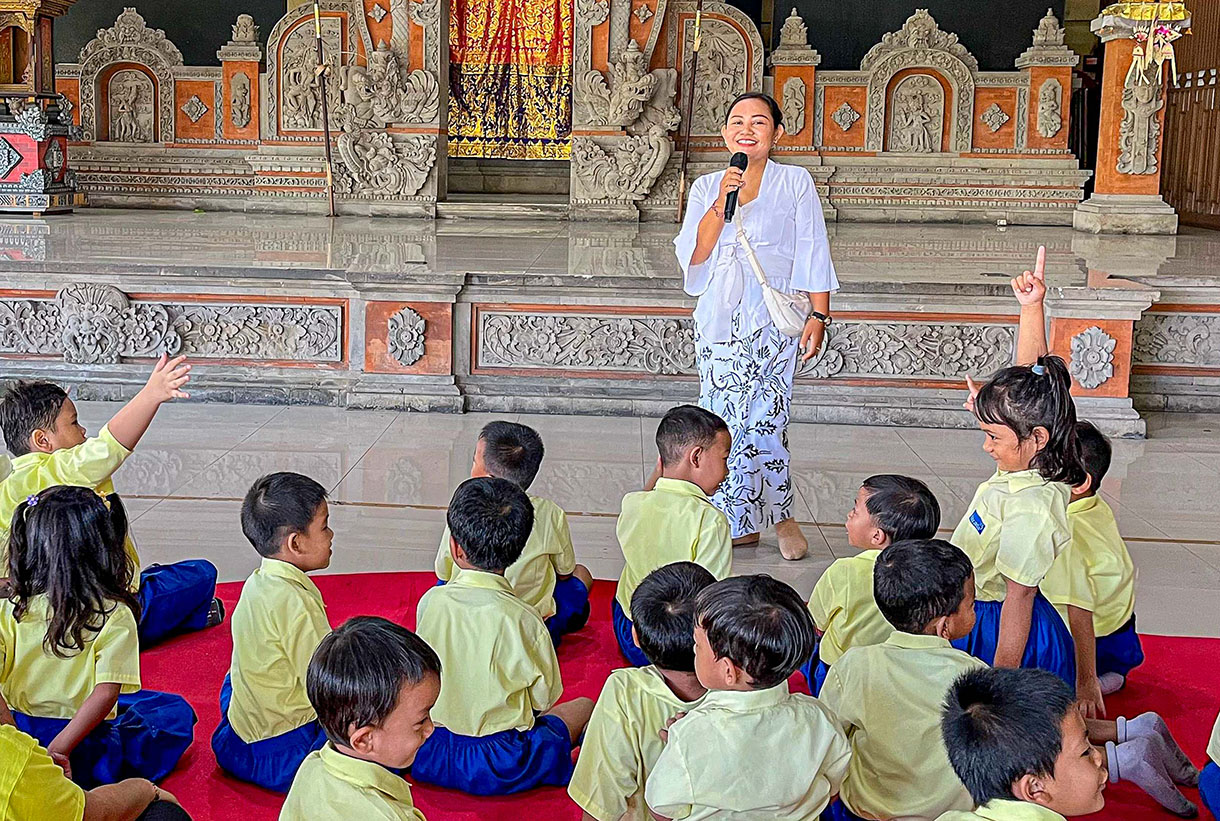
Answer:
[{"left": 73, "top": 400, "right": 1220, "bottom": 638}]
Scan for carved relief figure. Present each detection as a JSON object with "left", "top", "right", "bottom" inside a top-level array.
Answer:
[
  {"left": 1037, "top": 78, "right": 1062, "bottom": 139},
  {"left": 781, "top": 76, "right": 805, "bottom": 135},
  {"left": 682, "top": 20, "right": 746, "bottom": 133},
  {"left": 336, "top": 132, "right": 436, "bottom": 197},
  {"left": 889, "top": 74, "right": 942, "bottom": 153},
  {"left": 280, "top": 23, "right": 342, "bottom": 130},
  {"left": 108, "top": 69, "right": 154, "bottom": 142},
  {"left": 230, "top": 72, "right": 252, "bottom": 129},
  {"left": 1117, "top": 69, "right": 1163, "bottom": 175}
]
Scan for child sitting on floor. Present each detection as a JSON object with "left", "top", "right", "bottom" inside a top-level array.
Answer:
[
  {"left": 804, "top": 474, "right": 941, "bottom": 694},
  {"left": 1041, "top": 420, "right": 1142, "bottom": 716},
  {"left": 280, "top": 616, "right": 441, "bottom": 821},
  {"left": 615, "top": 405, "right": 732, "bottom": 666},
  {"left": 434, "top": 421, "right": 593, "bottom": 645},
  {"left": 212, "top": 472, "right": 333, "bottom": 793},
  {"left": 0, "top": 486, "right": 195, "bottom": 788},
  {"left": 645, "top": 574, "right": 850, "bottom": 820},
  {"left": 1202, "top": 711, "right": 1219, "bottom": 818},
  {"left": 413, "top": 477, "right": 593, "bottom": 795},
  {"left": 819, "top": 538, "right": 984, "bottom": 821},
  {"left": 0, "top": 357, "right": 222, "bottom": 646},
  {"left": 568, "top": 561, "right": 716, "bottom": 820}
]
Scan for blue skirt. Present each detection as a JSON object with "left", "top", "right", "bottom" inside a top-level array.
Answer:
[
  {"left": 138, "top": 560, "right": 218, "bottom": 647},
  {"left": 411, "top": 714, "right": 574, "bottom": 795},
  {"left": 952, "top": 594, "right": 1077, "bottom": 689},
  {"left": 611, "top": 598, "right": 651, "bottom": 667},
  {"left": 211, "top": 675, "right": 328, "bottom": 793},
  {"left": 545, "top": 576, "right": 591, "bottom": 647},
  {"left": 820, "top": 798, "right": 866, "bottom": 821},
  {"left": 13, "top": 690, "right": 196, "bottom": 788},
  {"left": 799, "top": 650, "right": 829, "bottom": 697},
  {"left": 1096, "top": 614, "right": 1145, "bottom": 679},
  {"left": 1200, "top": 762, "right": 1220, "bottom": 818}
]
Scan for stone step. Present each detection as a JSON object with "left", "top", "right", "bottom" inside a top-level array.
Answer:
[{"left": 437, "top": 196, "right": 569, "bottom": 220}]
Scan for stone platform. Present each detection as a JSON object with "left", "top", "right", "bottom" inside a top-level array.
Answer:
[{"left": 1, "top": 210, "right": 1217, "bottom": 437}]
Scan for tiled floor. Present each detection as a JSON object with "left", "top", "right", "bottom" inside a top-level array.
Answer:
[{"left": 73, "top": 401, "right": 1220, "bottom": 638}]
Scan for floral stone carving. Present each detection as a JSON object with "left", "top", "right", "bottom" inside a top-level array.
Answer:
[
  {"left": 1069, "top": 326, "right": 1116, "bottom": 390},
  {"left": 797, "top": 322, "right": 1015, "bottom": 380},
  {"left": 1134, "top": 313, "right": 1220, "bottom": 368},
  {"left": 831, "top": 102, "right": 860, "bottom": 132},
  {"left": 56, "top": 284, "right": 179, "bottom": 364},
  {"left": 571, "top": 134, "right": 672, "bottom": 201},
  {"left": 181, "top": 95, "right": 209, "bottom": 123},
  {"left": 388, "top": 306, "right": 427, "bottom": 366},
  {"left": 861, "top": 9, "right": 979, "bottom": 73},
  {"left": 980, "top": 103, "right": 1010, "bottom": 133}
]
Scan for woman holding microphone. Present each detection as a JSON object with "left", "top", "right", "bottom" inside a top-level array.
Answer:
[{"left": 674, "top": 92, "right": 838, "bottom": 560}]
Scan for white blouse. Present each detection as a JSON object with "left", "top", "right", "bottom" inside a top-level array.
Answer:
[{"left": 674, "top": 160, "right": 839, "bottom": 343}]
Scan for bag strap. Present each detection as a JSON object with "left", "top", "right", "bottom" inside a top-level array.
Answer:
[{"left": 732, "top": 212, "right": 770, "bottom": 288}]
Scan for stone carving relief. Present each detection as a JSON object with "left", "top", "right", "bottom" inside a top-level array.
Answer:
[
  {"left": 0, "top": 284, "right": 342, "bottom": 363},
  {"left": 681, "top": 19, "right": 746, "bottom": 134},
  {"left": 181, "top": 95, "right": 209, "bottom": 124},
  {"left": 1069, "top": 326, "right": 1116, "bottom": 389},
  {"left": 335, "top": 131, "right": 436, "bottom": 197},
  {"left": 230, "top": 72, "right": 252, "bottom": 129},
  {"left": 770, "top": 8, "right": 820, "bottom": 66},
  {"left": 797, "top": 321, "right": 1015, "bottom": 380},
  {"left": 387, "top": 306, "right": 426, "bottom": 366},
  {"left": 574, "top": 41, "right": 679, "bottom": 134},
  {"left": 1016, "top": 8, "right": 1078, "bottom": 69},
  {"left": 633, "top": 3, "right": 652, "bottom": 23},
  {"left": 831, "top": 101, "right": 860, "bottom": 132},
  {"left": 218, "top": 14, "right": 262, "bottom": 62},
  {"left": 338, "top": 43, "right": 439, "bottom": 128},
  {"left": 1032, "top": 7, "right": 1065, "bottom": 47},
  {"left": 861, "top": 9, "right": 978, "bottom": 73},
  {"left": 571, "top": 134, "right": 672, "bottom": 201},
  {"left": 232, "top": 13, "right": 257, "bottom": 42},
  {"left": 888, "top": 74, "right": 943, "bottom": 153},
  {"left": 0, "top": 138, "right": 17, "bottom": 178},
  {"left": 781, "top": 76, "right": 806, "bottom": 135},
  {"left": 279, "top": 21, "right": 343, "bottom": 131},
  {"left": 108, "top": 69, "right": 155, "bottom": 142},
  {"left": 1134, "top": 313, "right": 1220, "bottom": 368},
  {"left": 1117, "top": 68, "right": 1163, "bottom": 175},
  {"left": 979, "top": 102, "right": 1009, "bottom": 132},
  {"left": 405, "top": 0, "right": 443, "bottom": 75},
  {"left": 1037, "top": 79, "right": 1062, "bottom": 138},
  {"left": 573, "top": 0, "right": 609, "bottom": 75}
]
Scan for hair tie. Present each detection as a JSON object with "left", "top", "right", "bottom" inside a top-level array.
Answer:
[
  {"left": 25, "top": 494, "right": 38, "bottom": 507},
  {"left": 1031, "top": 364, "right": 1046, "bottom": 376}
]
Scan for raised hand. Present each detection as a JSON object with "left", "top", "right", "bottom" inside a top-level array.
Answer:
[
  {"left": 143, "top": 353, "right": 191, "bottom": 403},
  {"left": 963, "top": 375, "right": 980, "bottom": 415},
  {"left": 1011, "top": 245, "right": 1047, "bottom": 307}
]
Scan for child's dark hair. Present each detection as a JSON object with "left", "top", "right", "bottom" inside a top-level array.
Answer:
[
  {"left": 307, "top": 616, "right": 441, "bottom": 747},
  {"left": 447, "top": 477, "right": 534, "bottom": 572},
  {"left": 656, "top": 405, "right": 729, "bottom": 467},
  {"left": 724, "top": 92, "right": 784, "bottom": 129},
  {"left": 861, "top": 475, "right": 941, "bottom": 543},
  {"left": 479, "top": 421, "right": 545, "bottom": 491},
  {"left": 631, "top": 562, "right": 717, "bottom": 672},
  {"left": 241, "top": 472, "right": 328, "bottom": 557},
  {"left": 1076, "top": 421, "right": 1112, "bottom": 495},
  {"left": 874, "top": 539, "right": 974, "bottom": 634},
  {"left": 696, "top": 575, "right": 814, "bottom": 690},
  {"left": 0, "top": 381, "right": 69, "bottom": 457},
  {"left": 975, "top": 355, "right": 1086, "bottom": 487},
  {"left": 941, "top": 667, "right": 1076, "bottom": 806},
  {"left": 5, "top": 486, "right": 139, "bottom": 658}
]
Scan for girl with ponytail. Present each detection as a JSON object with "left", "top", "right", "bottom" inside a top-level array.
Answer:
[
  {"left": 951, "top": 247, "right": 1087, "bottom": 689},
  {"left": 0, "top": 485, "right": 195, "bottom": 788}
]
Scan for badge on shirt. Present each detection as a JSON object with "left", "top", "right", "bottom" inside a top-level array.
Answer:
[{"left": 969, "top": 511, "right": 985, "bottom": 534}]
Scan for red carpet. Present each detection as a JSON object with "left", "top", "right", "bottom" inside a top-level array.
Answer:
[{"left": 142, "top": 572, "right": 1218, "bottom": 821}]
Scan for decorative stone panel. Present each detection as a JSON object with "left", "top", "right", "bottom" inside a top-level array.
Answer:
[
  {"left": 1069, "top": 326, "right": 1116, "bottom": 389},
  {"left": 364, "top": 301, "right": 452, "bottom": 375},
  {"left": 1134, "top": 312, "right": 1220, "bottom": 369},
  {"left": 797, "top": 320, "right": 1015, "bottom": 380}
]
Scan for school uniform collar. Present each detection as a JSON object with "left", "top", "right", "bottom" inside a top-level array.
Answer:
[
  {"left": 882, "top": 632, "right": 951, "bottom": 651},
  {"left": 317, "top": 743, "right": 414, "bottom": 805},
  {"left": 970, "top": 799, "right": 1067, "bottom": 821},
  {"left": 700, "top": 681, "right": 790, "bottom": 711},
  {"left": 259, "top": 557, "right": 325, "bottom": 606},
  {"left": 1067, "top": 494, "right": 1102, "bottom": 515},
  {"left": 450, "top": 567, "right": 514, "bottom": 593},
  {"left": 992, "top": 469, "right": 1048, "bottom": 492},
  {"left": 632, "top": 666, "right": 707, "bottom": 708},
  {"left": 8, "top": 425, "right": 129, "bottom": 473},
  {"left": 653, "top": 477, "right": 711, "bottom": 500}
]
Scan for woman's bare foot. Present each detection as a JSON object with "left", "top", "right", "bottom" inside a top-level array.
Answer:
[
  {"left": 775, "top": 519, "right": 808, "bottom": 561},
  {"left": 733, "top": 533, "right": 761, "bottom": 547}
]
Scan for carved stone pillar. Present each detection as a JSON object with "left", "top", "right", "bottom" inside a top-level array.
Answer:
[
  {"left": 770, "top": 9, "right": 819, "bottom": 148},
  {"left": 217, "top": 15, "right": 262, "bottom": 143},
  {"left": 1014, "top": 9, "right": 1077, "bottom": 153},
  {"left": 1073, "top": 7, "right": 1190, "bottom": 234}
]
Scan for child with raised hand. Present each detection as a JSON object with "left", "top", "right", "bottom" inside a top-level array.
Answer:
[
  {"left": 0, "top": 355, "right": 222, "bottom": 646},
  {"left": 0, "top": 486, "right": 195, "bottom": 787},
  {"left": 615, "top": 405, "right": 732, "bottom": 666},
  {"left": 212, "top": 472, "right": 333, "bottom": 793},
  {"left": 434, "top": 421, "right": 593, "bottom": 646},
  {"left": 280, "top": 616, "right": 440, "bottom": 821},
  {"left": 804, "top": 474, "right": 941, "bottom": 694},
  {"left": 413, "top": 477, "right": 594, "bottom": 795},
  {"left": 568, "top": 561, "right": 715, "bottom": 821},
  {"left": 644, "top": 575, "right": 850, "bottom": 820}
]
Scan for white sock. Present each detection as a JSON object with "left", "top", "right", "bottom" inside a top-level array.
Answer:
[
  {"left": 1110, "top": 737, "right": 1198, "bottom": 818},
  {"left": 1099, "top": 672, "right": 1126, "bottom": 695},
  {"left": 1122, "top": 713, "right": 1200, "bottom": 786}
]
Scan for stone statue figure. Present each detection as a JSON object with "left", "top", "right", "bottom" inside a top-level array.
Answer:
[
  {"left": 281, "top": 37, "right": 319, "bottom": 129},
  {"left": 889, "top": 74, "right": 942, "bottom": 153},
  {"left": 111, "top": 73, "right": 150, "bottom": 142},
  {"left": 1037, "top": 79, "right": 1062, "bottom": 139},
  {"left": 230, "top": 72, "right": 252, "bottom": 129},
  {"left": 340, "top": 63, "right": 375, "bottom": 125},
  {"left": 1118, "top": 71, "right": 1164, "bottom": 175}
]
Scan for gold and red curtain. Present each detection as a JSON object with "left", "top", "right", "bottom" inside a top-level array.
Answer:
[{"left": 447, "top": 0, "right": 572, "bottom": 159}]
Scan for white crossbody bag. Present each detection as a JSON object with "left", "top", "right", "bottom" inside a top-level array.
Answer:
[{"left": 733, "top": 212, "right": 810, "bottom": 338}]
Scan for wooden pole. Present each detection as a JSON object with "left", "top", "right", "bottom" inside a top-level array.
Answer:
[
  {"left": 675, "top": 0, "right": 703, "bottom": 223},
  {"left": 314, "top": 1, "right": 337, "bottom": 217}
]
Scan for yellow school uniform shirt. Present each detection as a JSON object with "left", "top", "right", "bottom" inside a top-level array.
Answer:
[
  {"left": 951, "top": 470, "right": 1071, "bottom": 602},
  {"left": 807, "top": 549, "right": 892, "bottom": 666},
  {"left": 0, "top": 425, "right": 138, "bottom": 572},
  {"left": 280, "top": 743, "right": 426, "bottom": 821},
  {"left": 0, "top": 724, "right": 86, "bottom": 821},
  {"left": 615, "top": 478, "right": 732, "bottom": 619},
  {"left": 1041, "top": 495, "right": 1136, "bottom": 638},
  {"left": 0, "top": 596, "right": 140, "bottom": 720},
  {"left": 415, "top": 568, "right": 562, "bottom": 736},
  {"left": 434, "top": 494, "right": 576, "bottom": 620},
  {"left": 227, "top": 557, "right": 331, "bottom": 742},
  {"left": 644, "top": 683, "right": 850, "bottom": 820},
  {"left": 820, "top": 633, "right": 986, "bottom": 821},
  {"left": 937, "top": 799, "right": 1067, "bottom": 821},
  {"left": 569, "top": 666, "right": 706, "bottom": 821}
]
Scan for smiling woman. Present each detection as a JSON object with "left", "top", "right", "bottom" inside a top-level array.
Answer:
[{"left": 673, "top": 92, "right": 839, "bottom": 562}]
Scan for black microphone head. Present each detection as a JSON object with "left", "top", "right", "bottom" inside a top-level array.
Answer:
[{"left": 729, "top": 152, "right": 749, "bottom": 170}]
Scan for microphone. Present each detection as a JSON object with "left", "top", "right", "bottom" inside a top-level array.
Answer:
[{"left": 723, "top": 152, "right": 748, "bottom": 222}]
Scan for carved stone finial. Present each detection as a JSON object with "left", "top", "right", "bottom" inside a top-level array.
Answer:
[
  {"left": 779, "top": 8, "right": 807, "bottom": 48},
  {"left": 770, "top": 7, "right": 821, "bottom": 66},
  {"left": 1016, "top": 7, "right": 1078, "bottom": 68},
  {"left": 860, "top": 9, "right": 978, "bottom": 72},
  {"left": 1033, "top": 8, "right": 1065, "bottom": 46},
  {"left": 231, "top": 13, "right": 258, "bottom": 43},
  {"left": 219, "top": 13, "right": 263, "bottom": 61},
  {"left": 83, "top": 8, "right": 184, "bottom": 67}
]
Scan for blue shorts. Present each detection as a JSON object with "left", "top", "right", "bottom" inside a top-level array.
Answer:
[
  {"left": 821, "top": 798, "right": 866, "bottom": 821},
  {"left": 952, "top": 593, "right": 1077, "bottom": 689},
  {"left": 1096, "top": 614, "right": 1145, "bottom": 679},
  {"left": 13, "top": 690, "right": 196, "bottom": 788},
  {"left": 1200, "top": 762, "right": 1220, "bottom": 818},
  {"left": 799, "top": 650, "right": 829, "bottom": 697},
  {"left": 211, "top": 675, "right": 328, "bottom": 793},
  {"left": 138, "top": 560, "right": 218, "bottom": 647},
  {"left": 410, "top": 714, "right": 574, "bottom": 795},
  {"left": 611, "top": 597, "right": 651, "bottom": 667},
  {"left": 545, "top": 576, "right": 591, "bottom": 646}
]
